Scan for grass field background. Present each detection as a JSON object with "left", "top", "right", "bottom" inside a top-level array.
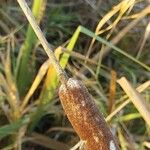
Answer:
[{"left": 0, "top": 0, "right": 150, "bottom": 149}]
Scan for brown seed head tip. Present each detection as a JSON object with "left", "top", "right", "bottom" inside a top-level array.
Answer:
[{"left": 59, "top": 78, "right": 81, "bottom": 91}]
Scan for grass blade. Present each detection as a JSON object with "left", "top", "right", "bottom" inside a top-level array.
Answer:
[
  {"left": 0, "top": 118, "right": 29, "bottom": 139},
  {"left": 79, "top": 25, "right": 150, "bottom": 71},
  {"left": 117, "top": 77, "right": 150, "bottom": 127},
  {"left": 16, "top": 0, "right": 47, "bottom": 96}
]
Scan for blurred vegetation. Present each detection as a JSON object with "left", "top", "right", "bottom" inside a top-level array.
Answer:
[{"left": 0, "top": 0, "right": 150, "bottom": 149}]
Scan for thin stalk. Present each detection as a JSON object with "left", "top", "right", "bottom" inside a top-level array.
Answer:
[
  {"left": 106, "top": 80, "right": 150, "bottom": 121},
  {"left": 117, "top": 77, "right": 150, "bottom": 127},
  {"left": 17, "top": 0, "right": 68, "bottom": 84}
]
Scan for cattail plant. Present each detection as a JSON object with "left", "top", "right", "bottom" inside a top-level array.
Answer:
[
  {"left": 17, "top": 0, "right": 120, "bottom": 149},
  {"left": 59, "top": 78, "right": 119, "bottom": 150}
]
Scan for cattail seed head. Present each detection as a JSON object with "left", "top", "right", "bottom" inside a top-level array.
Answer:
[{"left": 59, "top": 78, "right": 119, "bottom": 150}]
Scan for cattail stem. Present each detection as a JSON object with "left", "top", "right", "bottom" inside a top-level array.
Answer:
[{"left": 17, "top": 0, "right": 68, "bottom": 84}]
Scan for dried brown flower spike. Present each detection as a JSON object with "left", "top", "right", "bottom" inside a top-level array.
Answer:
[{"left": 59, "top": 78, "right": 120, "bottom": 150}]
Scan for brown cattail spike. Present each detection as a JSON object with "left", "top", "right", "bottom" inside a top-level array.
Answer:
[{"left": 59, "top": 78, "right": 119, "bottom": 150}]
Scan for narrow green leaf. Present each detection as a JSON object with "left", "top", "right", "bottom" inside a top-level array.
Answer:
[
  {"left": 0, "top": 118, "right": 29, "bottom": 139},
  {"left": 16, "top": 0, "right": 47, "bottom": 96},
  {"left": 79, "top": 26, "right": 150, "bottom": 72},
  {"left": 116, "top": 113, "right": 141, "bottom": 122}
]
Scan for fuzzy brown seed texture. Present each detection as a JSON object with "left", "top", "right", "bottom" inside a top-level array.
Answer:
[{"left": 59, "top": 78, "right": 119, "bottom": 150}]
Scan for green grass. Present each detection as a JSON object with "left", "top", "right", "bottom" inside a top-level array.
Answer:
[{"left": 15, "top": 0, "right": 47, "bottom": 97}]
